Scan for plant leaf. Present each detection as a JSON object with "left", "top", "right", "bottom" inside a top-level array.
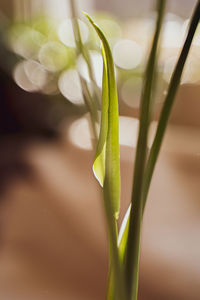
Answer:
[
  {"left": 142, "top": 0, "right": 200, "bottom": 210},
  {"left": 84, "top": 13, "right": 127, "bottom": 300},
  {"left": 117, "top": 1, "right": 200, "bottom": 299},
  {"left": 85, "top": 13, "right": 120, "bottom": 219}
]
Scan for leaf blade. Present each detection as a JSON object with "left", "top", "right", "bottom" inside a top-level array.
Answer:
[
  {"left": 84, "top": 13, "right": 126, "bottom": 300},
  {"left": 85, "top": 13, "right": 120, "bottom": 219}
]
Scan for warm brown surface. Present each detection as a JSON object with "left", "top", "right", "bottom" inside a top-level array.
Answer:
[
  {"left": 0, "top": 117, "right": 199, "bottom": 299},
  {"left": 0, "top": 137, "right": 107, "bottom": 300}
]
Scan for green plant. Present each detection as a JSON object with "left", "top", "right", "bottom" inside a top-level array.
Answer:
[
  {"left": 6, "top": 0, "right": 200, "bottom": 299},
  {"left": 82, "top": 1, "right": 200, "bottom": 299}
]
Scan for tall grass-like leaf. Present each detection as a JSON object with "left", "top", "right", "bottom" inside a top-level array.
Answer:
[
  {"left": 124, "top": 1, "right": 166, "bottom": 299},
  {"left": 142, "top": 0, "right": 200, "bottom": 210},
  {"left": 84, "top": 13, "right": 127, "bottom": 300},
  {"left": 118, "top": 1, "right": 200, "bottom": 300},
  {"left": 85, "top": 13, "right": 120, "bottom": 219},
  {"left": 120, "top": 0, "right": 200, "bottom": 248}
]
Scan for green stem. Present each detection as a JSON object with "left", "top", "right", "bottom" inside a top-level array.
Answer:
[
  {"left": 70, "top": 0, "right": 101, "bottom": 108},
  {"left": 119, "top": 0, "right": 200, "bottom": 268},
  {"left": 124, "top": 1, "right": 166, "bottom": 299},
  {"left": 80, "top": 77, "right": 99, "bottom": 143},
  {"left": 103, "top": 181, "right": 127, "bottom": 300},
  {"left": 117, "top": 2, "right": 200, "bottom": 300},
  {"left": 69, "top": 0, "right": 99, "bottom": 143},
  {"left": 142, "top": 0, "right": 200, "bottom": 212}
]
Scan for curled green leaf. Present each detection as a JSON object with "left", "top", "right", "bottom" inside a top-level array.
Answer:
[{"left": 85, "top": 12, "right": 120, "bottom": 219}]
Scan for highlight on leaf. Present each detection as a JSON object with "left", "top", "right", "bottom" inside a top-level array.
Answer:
[
  {"left": 92, "top": 47, "right": 108, "bottom": 187},
  {"left": 85, "top": 12, "right": 121, "bottom": 219}
]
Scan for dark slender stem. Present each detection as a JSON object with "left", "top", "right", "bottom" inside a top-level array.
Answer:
[
  {"left": 142, "top": 0, "right": 200, "bottom": 212},
  {"left": 118, "top": 4, "right": 200, "bottom": 287}
]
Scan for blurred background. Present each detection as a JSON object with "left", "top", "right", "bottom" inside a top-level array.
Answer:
[{"left": 0, "top": 0, "right": 200, "bottom": 299}]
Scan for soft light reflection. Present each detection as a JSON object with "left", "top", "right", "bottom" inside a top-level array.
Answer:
[
  {"left": 24, "top": 60, "right": 49, "bottom": 87},
  {"left": 13, "top": 60, "right": 50, "bottom": 92},
  {"left": 121, "top": 77, "right": 142, "bottom": 108},
  {"left": 182, "top": 20, "right": 200, "bottom": 46},
  {"left": 68, "top": 114, "right": 96, "bottom": 150},
  {"left": 42, "top": 77, "right": 59, "bottom": 95},
  {"left": 94, "top": 18, "right": 122, "bottom": 47},
  {"left": 77, "top": 51, "right": 103, "bottom": 88},
  {"left": 58, "top": 19, "right": 89, "bottom": 48},
  {"left": 123, "top": 18, "right": 155, "bottom": 55},
  {"left": 39, "top": 41, "right": 70, "bottom": 72},
  {"left": 182, "top": 55, "right": 200, "bottom": 84},
  {"left": 32, "top": 17, "right": 59, "bottom": 41},
  {"left": 113, "top": 39, "right": 142, "bottom": 70},
  {"left": 119, "top": 116, "right": 139, "bottom": 147},
  {"left": 163, "top": 56, "right": 177, "bottom": 83},
  {"left": 58, "top": 69, "right": 84, "bottom": 105},
  {"left": 162, "top": 21, "right": 183, "bottom": 48},
  {"left": 8, "top": 25, "right": 45, "bottom": 59},
  {"left": 163, "top": 55, "right": 200, "bottom": 84},
  {"left": 118, "top": 204, "right": 131, "bottom": 245},
  {"left": 68, "top": 114, "right": 139, "bottom": 150},
  {"left": 13, "top": 0, "right": 94, "bottom": 19},
  {"left": 13, "top": 61, "right": 38, "bottom": 92},
  {"left": 41, "top": 0, "right": 70, "bottom": 19}
]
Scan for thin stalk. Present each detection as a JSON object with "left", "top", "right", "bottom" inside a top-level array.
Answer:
[
  {"left": 118, "top": 1, "right": 200, "bottom": 275},
  {"left": 69, "top": 0, "right": 99, "bottom": 143},
  {"left": 124, "top": 1, "right": 166, "bottom": 299},
  {"left": 70, "top": 0, "right": 101, "bottom": 108},
  {"left": 103, "top": 191, "right": 125, "bottom": 300},
  {"left": 142, "top": 0, "right": 200, "bottom": 212},
  {"left": 80, "top": 77, "right": 99, "bottom": 144},
  {"left": 116, "top": 2, "right": 200, "bottom": 299}
]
